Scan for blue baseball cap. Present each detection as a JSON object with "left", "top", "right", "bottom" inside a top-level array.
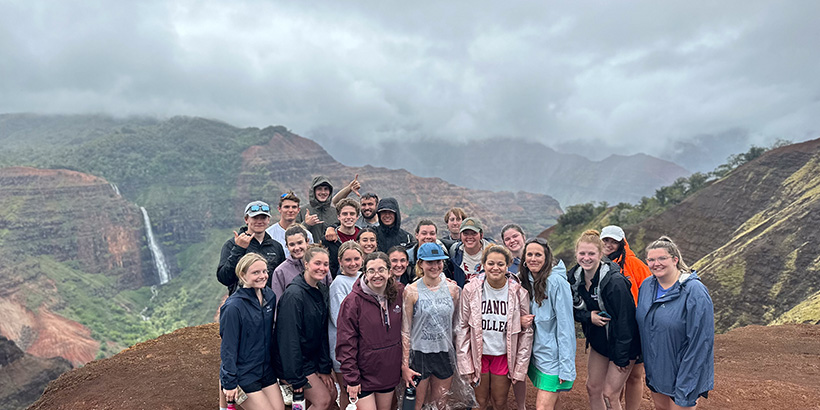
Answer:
[{"left": 418, "top": 242, "right": 448, "bottom": 261}]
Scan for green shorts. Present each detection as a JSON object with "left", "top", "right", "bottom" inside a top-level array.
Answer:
[{"left": 527, "top": 364, "right": 573, "bottom": 392}]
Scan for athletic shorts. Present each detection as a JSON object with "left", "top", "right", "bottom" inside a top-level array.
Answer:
[
  {"left": 359, "top": 386, "right": 396, "bottom": 398},
  {"left": 481, "top": 355, "right": 509, "bottom": 376},
  {"left": 527, "top": 364, "right": 573, "bottom": 393},
  {"left": 410, "top": 350, "right": 454, "bottom": 380},
  {"left": 240, "top": 370, "right": 278, "bottom": 393}
]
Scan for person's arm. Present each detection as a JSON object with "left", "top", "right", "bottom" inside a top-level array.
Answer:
[
  {"left": 455, "top": 283, "right": 475, "bottom": 380},
  {"left": 277, "top": 294, "right": 308, "bottom": 389},
  {"left": 219, "top": 305, "right": 241, "bottom": 390},
  {"left": 335, "top": 297, "right": 362, "bottom": 387},
  {"left": 217, "top": 238, "right": 246, "bottom": 288},
  {"left": 607, "top": 276, "right": 638, "bottom": 368},
  {"left": 332, "top": 174, "right": 361, "bottom": 206},
  {"left": 318, "top": 296, "right": 333, "bottom": 375},
  {"left": 674, "top": 282, "right": 715, "bottom": 407},
  {"left": 512, "top": 286, "right": 533, "bottom": 383},
  {"left": 401, "top": 285, "right": 421, "bottom": 386},
  {"left": 552, "top": 275, "right": 577, "bottom": 382},
  {"left": 328, "top": 280, "right": 346, "bottom": 328}
]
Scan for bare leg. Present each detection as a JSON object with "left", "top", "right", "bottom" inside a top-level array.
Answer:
[
  {"left": 586, "top": 349, "right": 610, "bottom": 410},
  {"left": 414, "top": 378, "right": 431, "bottom": 410},
  {"left": 624, "top": 363, "right": 644, "bottom": 410},
  {"left": 488, "top": 373, "right": 511, "bottom": 410},
  {"left": 474, "top": 373, "right": 491, "bottom": 410},
  {"left": 602, "top": 361, "right": 634, "bottom": 410},
  {"left": 428, "top": 376, "right": 453, "bottom": 409},
  {"left": 240, "top": 383, "right": 284, "bottom": 410},
  {"left": 512, "top": 380, "right": 527, "bottom": 410},
  {"left": 374, "top": 391, "right": 395, "bottom": 410},
  {"left": 534, "top": 389, "right": 560, "bottom": 410},
  {"left": 650, "top": 392, "right": 696, "bottom": 410},
  {"left": 303, "top": 373, "right": 334, "bottom": 410}
]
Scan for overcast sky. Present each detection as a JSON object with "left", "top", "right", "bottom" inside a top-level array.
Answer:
[{"left": 2, "top": 0, "right": 818, "bottom": 163}]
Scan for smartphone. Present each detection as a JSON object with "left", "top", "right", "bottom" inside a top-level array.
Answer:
[
  {"left": 235, "top": 386, "right": 248, "bottom": 405},
  {"left": 598, "top": 311, "right": 611, "bottom": 319}
]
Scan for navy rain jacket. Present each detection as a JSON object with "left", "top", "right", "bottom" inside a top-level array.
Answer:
[{"left": 219, "top": 286, "right": 278, "bottom": 390}]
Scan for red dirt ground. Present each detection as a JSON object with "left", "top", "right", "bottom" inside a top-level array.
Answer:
[{"left": 28, "top": 324, "right": 820, "bottom": 410}]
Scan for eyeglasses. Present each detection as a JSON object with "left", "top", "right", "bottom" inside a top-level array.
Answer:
[
  {"left": 366, "top": 267, "right": 388, "bottom": 275},
  {"left": 247, "top": 204, "right": 271, "bottom": 213},
  {"left": 646, "top": 256, "right": 673, "bottom": 264}
]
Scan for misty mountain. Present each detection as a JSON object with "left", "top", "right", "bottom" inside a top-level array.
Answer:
[{"left": 321, "top": 137, "right": 690, "bottom": 206}]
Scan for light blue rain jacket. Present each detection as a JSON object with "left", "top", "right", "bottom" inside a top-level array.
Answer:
[
  {"left": 636, "top": 271, "right": 715, "bottom": 407},
  {"left": 529, "top": 260, "right": 576, "bottom": 381}
]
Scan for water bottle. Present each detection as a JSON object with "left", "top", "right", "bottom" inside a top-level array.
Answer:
[
  {"left": 402, "top": 376, "right": 421, "bottom": 410},
  {"left": 227, "top": 402, "right": 236, "bottom": 410},
  {"left": 292, "top": 390, "right": 306, "bottom": 410}
]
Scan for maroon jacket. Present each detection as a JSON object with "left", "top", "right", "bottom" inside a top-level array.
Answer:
[{"left": 335, "top": 279, "right": 404, "bottom": 391}]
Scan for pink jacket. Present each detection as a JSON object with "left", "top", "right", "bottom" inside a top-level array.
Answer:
[{"left": 456, "top": 276, "right": 533, "bottom": 383}]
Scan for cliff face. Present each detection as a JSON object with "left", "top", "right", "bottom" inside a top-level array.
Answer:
[
  {"left": 237, "top": 129, "right": 564, "bottom": 237},
  {"left": 628, "top": 139, "right": 820, "bottom": 331},
  {"left": 0, "top": 166, "right": 153, "bottom": 365},
  {"left": 0, "top": 335, "right": 72, "bottom": 410}
]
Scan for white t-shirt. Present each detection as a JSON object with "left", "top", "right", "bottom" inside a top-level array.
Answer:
[
  {"left": 481, "top": 280, "right": 508, "bottom": 356},
  {"left": 462, "top": 249, "right": 483, "bottom": 283},
  {"left": 266, "top": 222, "right": 314, "bottom": 258}
]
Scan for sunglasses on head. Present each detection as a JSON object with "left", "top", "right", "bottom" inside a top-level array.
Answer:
[
  {"left": 248, "top": 204, "right": 271, "bottom": 213},
  {"left": 526, "top": 237, "right": 549, "bottom": 246}
]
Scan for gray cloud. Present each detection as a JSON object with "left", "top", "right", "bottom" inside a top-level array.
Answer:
[{"left": 1, "top": 0, "right": 818, "bottom": 164}]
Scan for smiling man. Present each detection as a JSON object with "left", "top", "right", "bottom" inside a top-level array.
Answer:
[
  {"left": 295, "top": 175, "right": 339, "bottom": 242},
  {"left": 217, "top": 200, "right": 286, "bottom": 295},
  {"left": 355, "top": 193, "right": 380, "bottom": 228},
  {"left": 322, "top": 198, "right": 362, "bottom": 276},
  {"left": 373, "top": 197, "right": 415, "bottom": 253},
  {"left": 267, "top": 191, "right": 314, "bottom": 258}
]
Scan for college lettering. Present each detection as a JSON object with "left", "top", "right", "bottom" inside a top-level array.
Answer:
[
  {"left": 482, "top": 319, "right": 506, "bottom": 333},
  {"left": 481, "top": 300, "right": 507, "bottom": 316}
]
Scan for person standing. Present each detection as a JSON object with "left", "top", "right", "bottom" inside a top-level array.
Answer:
[
  {"left": 270, "top": 226, "right": 331, "bottom": 307},
  {"left": 356, "top": 193, "right": 380, "bottom": 229},
  {"left": 441, "top": 207, "right": 466, "bottom": 250},
  {"left": 267, "top": 192, "right": 314, "bottom": 258},
  {"left": 295, "top": 176, "right": 338, "bottom": 242},
  {"left": 519, "top": 238, "right": 575, "bottom": 410},
  {"left": 501, "top": 224, "right": 526, "bottom": 274},
  {"left": 567, "top": 230, "right": 640, "bottom": 410},
  {"left": 220, "top": 253, "right": 285, "bottom": 410},
  {"left": 322, "top": 198, "right": 362, "bottom": 276},
  {"left": 456, "top": 245, "right": 532, "bottom": 410},
  {"left": 336, "top": 252, "right": 405, "bottom": 410},
  {"left": 601, "top": 225, "right": 652, "bottom": 410},
  {"left": 276, "top": 245, "right": 337, "bottom": 410},
  {"left": 217, "top": 200, "right": 285, "bottom": 295},
  {"left": 636, "top": 237, "right": 714, "bottom": 410}
]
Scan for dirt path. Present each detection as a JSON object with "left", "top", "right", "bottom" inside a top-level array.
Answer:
[{"left": 29, "top": 324, "right": 820, "bottom": 410}]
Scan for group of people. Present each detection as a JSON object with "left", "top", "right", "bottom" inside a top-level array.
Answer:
[{"left": 215, "top": 175, "right": 715, "bottom": 410}]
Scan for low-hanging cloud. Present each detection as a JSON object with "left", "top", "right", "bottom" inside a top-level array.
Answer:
[{"left": 1, "top": 0, "right": 818, "bottom": 163}]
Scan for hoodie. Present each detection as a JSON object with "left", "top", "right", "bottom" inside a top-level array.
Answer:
[
  {"left": 295, "top": 175, "right": 338, "bottom": 242},
  {"left": 607, "top": 238, "right": 652, "bottom": 307},
  {"left": 636, "top": 271, "right": 714, "bottom": 407},
  {"left": 374, "top": 197, "right": 416, "bottom": 252}
]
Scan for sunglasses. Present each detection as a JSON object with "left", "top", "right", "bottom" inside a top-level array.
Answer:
[
  {"left": 526, "top": 237, "right": 549, "bottom": 246},
  {"left": 247, "top": 204, "right": 271, "bottom": 213}
]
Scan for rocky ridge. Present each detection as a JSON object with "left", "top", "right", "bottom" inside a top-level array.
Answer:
[{"left": 0, "top": 335, "right": 72, "bottom": 410}]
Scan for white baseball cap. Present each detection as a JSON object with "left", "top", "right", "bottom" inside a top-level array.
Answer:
[{"left": 600, "top": 225, "right": 625, "bottom": 242}]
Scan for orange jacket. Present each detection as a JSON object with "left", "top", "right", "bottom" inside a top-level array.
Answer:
[{"left": 610, "top": 239, "right": 651, "bottom": 307}]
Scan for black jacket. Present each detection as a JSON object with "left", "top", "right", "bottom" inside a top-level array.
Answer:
[
  {"left": 295, "top": 175, "right": 338, "bottom": 242},
  {"left": 276, "top": 273, "right": 332, "bottom": 389},
  {"left": 219, "top": 287, "right": 278, "bottom": 390},
  {"left": 217, "top": 226, "right": 286, "bottom": 295},
  {"left": 374, "top": 197, "right": 416, "bottom": 253},
  {"left": 567, "top": 259, "right": 640, "bottom": 367}
]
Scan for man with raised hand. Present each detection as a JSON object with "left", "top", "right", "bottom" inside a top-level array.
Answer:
[
  {"left": 266, "top": 191, "right": 314, "bottom": 258},
  {"left": 217, "top": 200, "right": 286, "bottom": 295},
  {"left": 295, "top": 175, "right": 338, "bottom": 242}
]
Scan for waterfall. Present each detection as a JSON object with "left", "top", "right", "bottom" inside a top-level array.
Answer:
[
  {"left": 110, "top": 183, "right": 121, "bottom": 196},
  {"left": 140, "top": 207, "right": 171, "bottom": 285}
]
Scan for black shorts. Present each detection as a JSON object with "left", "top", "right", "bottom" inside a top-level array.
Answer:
[
  {"left": 240, "top": 370, "right": 278, "bottom": 393},
  {"left": 359, "top": 386, "right": 396, "bottom": 398},
  {"left": 410, "top": 350, "right": 454, "bottom": 380}
]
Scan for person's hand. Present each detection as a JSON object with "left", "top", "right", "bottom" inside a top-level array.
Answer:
[
  {"left": 521, "top": 314, "right": 535, "bottom": 329},
  {"left": 304, "top": 209, "right": 323, "bottom": 227},
  {"left": 591, "top": 310, "right": 611, "bottom": 327},
  {"left": 319, "top": 373, "right": 337, "bottom": 397},
  {"left": 347, "top": 384, "right": 361, "bottom": 402},
  {"left": 325, "top": 227, "right": 338, "bottom": 242},
  {"left": 347, "top": 174, "right": 361, "bottom": 197},
  {"left": 559, "top": 378, "right": 565, "bottom": 384},
  {"left": 402, "top": 365, "right": 421, "bottom": 387},
  {"left": 223, "top": 387, "right": 238, "bottom": 403},
  {"left": 616, "top": 365, "right": 629, "bottom": 373},
  {"left": 233, "top": 230, "right": 252, "bottom": 249}
]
